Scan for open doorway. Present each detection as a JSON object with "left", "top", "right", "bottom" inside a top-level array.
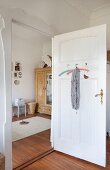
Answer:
[
  {"left": 11, "top": 21, "right": 53, "bottom": 169},
  {"left": 107, "top": 51, "right": 110, "bottom": 167}
]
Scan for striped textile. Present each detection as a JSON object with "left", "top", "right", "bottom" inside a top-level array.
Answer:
[{"left": 71, "top": 67, "right": 80, "bottom": 110}]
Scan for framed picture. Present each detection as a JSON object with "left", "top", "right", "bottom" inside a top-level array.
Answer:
[
  {"left": 14, "top": 72, "right": 18, "bottom": 78},
  {"left": 14, "top": 62, "right": 22, "bottom": 71}
]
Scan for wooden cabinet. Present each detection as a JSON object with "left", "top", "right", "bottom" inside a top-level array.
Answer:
[
  {"left": 0, "top": 153, "right": 5, "bottom": 170},
  {"left": 107, "top": 51, "right": 110, "bottom": 61},
  {"left": 35, "top": 67, "right": 52, "bottom": 115}
]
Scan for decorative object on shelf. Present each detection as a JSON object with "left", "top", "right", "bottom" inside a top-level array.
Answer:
[
  {"left": 43, "top": 63, "right": 48, "bottom": 68},
  {"left": 43, "top": 55, "right": 52, "bottom": 67},
  {"left": 38, "top": 61, "right": 45, "bottom": 68},
  {"left": 47, "top": 55, "right": 52, "bottom": 67}
]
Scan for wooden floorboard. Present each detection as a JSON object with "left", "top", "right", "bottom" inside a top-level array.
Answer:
[
  {"left": 23, "top": 138, "right": 110, "bottom": 170},
  {"left": 12, "top": 129, "right": 52, "bottom": 170},
  {"left": 14, "top": 149, "right": 54, "bottom": 170}
]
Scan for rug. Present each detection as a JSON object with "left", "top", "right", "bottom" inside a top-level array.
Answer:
[{"left": 12, "top": 117, "right": 51, "bottom": 141}]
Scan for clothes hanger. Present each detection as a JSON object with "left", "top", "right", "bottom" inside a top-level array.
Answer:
[
  {"left": 67, "top": 68, "right": 89, "bottom": 75},
  {"left": 58, "top": 63, "right": 89, "bottom": 77},
  {"left": 58, "top": 69, "right": 72, "bottom": 76}
]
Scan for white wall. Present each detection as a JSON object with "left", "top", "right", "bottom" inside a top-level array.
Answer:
[
  {"left": 90, "top": 4, "right": 110, "bottom": 50},
  {"left": 12, "top": 35, "right": 43, "bottom": 103},
  {"left": 42, "top": 40, "right": 52, "bottom": 61}
]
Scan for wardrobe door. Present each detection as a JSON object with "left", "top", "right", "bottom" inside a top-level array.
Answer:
[
  {"left": 36, "top": 71, "right": 45, "bottom": 105},
  {"left": 46, "top": 71, "right": 52, "bottom": 105}
]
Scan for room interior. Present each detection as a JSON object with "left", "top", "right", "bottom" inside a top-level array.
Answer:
[
  {"left": 11, "top": 22, "right": 52, "bottom": 169},
  {"left": 0, "top": 1, "right": 110, "bottom": 170}
]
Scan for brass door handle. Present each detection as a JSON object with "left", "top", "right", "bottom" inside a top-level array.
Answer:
[{"left": 95, "top": 89, "right": 103, "bottom": 104}]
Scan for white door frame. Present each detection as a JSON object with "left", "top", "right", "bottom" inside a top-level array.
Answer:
[
  {"left": 0, "top": 11, "right": 12, "bottom": 170},
  {"left": 0, "top": 8, "right": 53, "bottom": 170}
]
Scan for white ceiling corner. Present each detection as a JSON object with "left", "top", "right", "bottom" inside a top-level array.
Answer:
[
  {"left": 91, "top": 2, "right": 110, "bottom": 20},
  {"left": 63, "top": 0, "right": 91, "bottom": 17},
  {"left": 0, "top": 0, "right": 110, "bottom": 34},
  {"left": 64, "top": 0, "right": 110, "bottom": 14}
]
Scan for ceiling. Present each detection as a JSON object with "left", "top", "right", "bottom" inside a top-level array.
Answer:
[
  {"left": 65, "top": 0, "right": 110, "bottom": 12},
  {"left": 0, "top": 0, "right": 109, "bottom": 12},
  {"left": 0, "top": 0, "right": 109, "bottom": 14},
  {"left": 1, "top": 0, "right": 110, "bottom": 34},
  {"left": 12, "top": 22, "right": 50, "bottom": 43}
]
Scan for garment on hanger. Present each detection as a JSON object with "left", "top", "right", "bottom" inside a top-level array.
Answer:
[{"left": 71, "top": 67, "right": 80, "bottom": 110}]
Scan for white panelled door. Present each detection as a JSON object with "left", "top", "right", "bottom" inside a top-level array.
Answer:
[{"left": 52, "top": 25, "right": 106, "bottom": 167}]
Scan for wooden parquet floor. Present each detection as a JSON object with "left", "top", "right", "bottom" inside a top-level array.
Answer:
[
  {"left": 23, "top": 137, "right": 110, "bottom": 170},
  {"left": 12, "top": 129, "right": 52, "bottom": 170}
]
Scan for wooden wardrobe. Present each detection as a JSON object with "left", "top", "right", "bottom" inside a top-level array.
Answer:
[{"left": 35, "top": 67, "right": 52, "bottom": 115}]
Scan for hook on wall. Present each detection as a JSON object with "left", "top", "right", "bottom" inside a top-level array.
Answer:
[
  {"left": 75, "top": 64, "right": 78, "bottom": 68},
  {"left": 84, "top": 62, "right": 89, "bottom": 79}
]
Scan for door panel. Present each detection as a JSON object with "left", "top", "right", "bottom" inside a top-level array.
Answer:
[
  {"left": 36, "top": 71, "right": 45, "bottom": 104},
  {"left": 60, "top": 80, "right": 72, "bottom": 140},
  {"left": 60, "top": 37, "right": 98, "bottom": 62},
  {"left": 52, "top": 25, "right": 106, "bottom": 166}
]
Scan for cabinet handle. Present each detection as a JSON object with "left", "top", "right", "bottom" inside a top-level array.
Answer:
[{"left": 43, "top": 87, "right": 46, "bottom": 90}]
